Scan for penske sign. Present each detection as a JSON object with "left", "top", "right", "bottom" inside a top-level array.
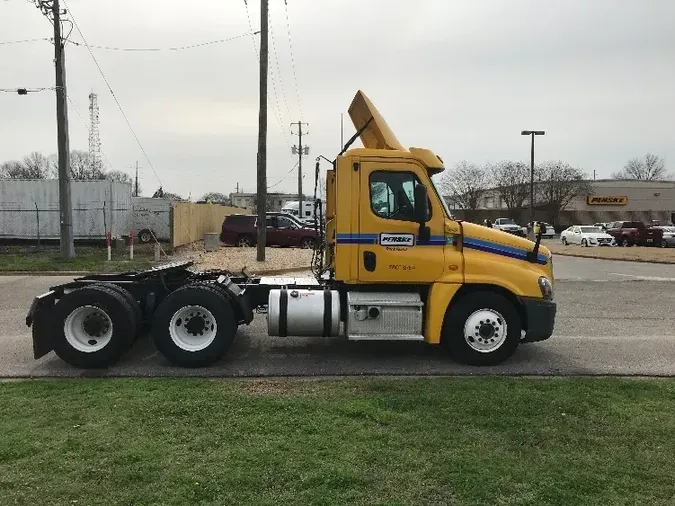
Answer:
[{"left": 587, "top": 195, "right": 628, "bottom": 206}]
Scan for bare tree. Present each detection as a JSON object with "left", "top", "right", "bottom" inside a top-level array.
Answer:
[
  {"left": 1, "top": 160, "right": 33, "bottom": 178},
  {"left": 438, "top": 161, "right": 489, "bottom": 221},
  {"left": 21, "top": 152, "right": 53, "bottom": 178},
  {"left": 68, "top": 150, "right": 106, "bottom": 180},
  {"left": 536, "top": 161, "right": 593, "bottom": 225},
  {"left": 491, "top": 161, "right": 530, "bottom": 216},
  {"left": 611, "top": 153, "right": 670, "bottom": 180},
  {"left": 200, "top": 192, "right": 230, "bottom": 204},
  {"left": 106, "top": 170, "right": 132, "bottom": 184}
]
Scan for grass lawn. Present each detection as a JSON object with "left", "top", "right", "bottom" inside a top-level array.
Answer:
[
  {"left": 0, "top": 245, "right": 156, "bottom": 272},
  {"left": 1, "top": 378, "right": 675, "bottom": 505}
]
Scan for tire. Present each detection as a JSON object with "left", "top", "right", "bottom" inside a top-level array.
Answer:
[
  {"left": 236, "top": 235, "right": 252, "bottom": 247},
  {"left": 152, "top": 283, "right": 237, "bottom": 367},
  {"left": 91, "top": 283, "right": 143, "bottom": 336},
  {"left": 581, "top": 239, "right": 588, "bottom": 247},
  {"left": 621, "top": 237, "right": 631, "bottom": 247},
  {"left": 442, "top": 291, "right": 521, "bottom": 366},
  {"left": 561, "top": 237, "right": 568, "bottom": 245},
  {"left": 138, "top": 229, "right": 153, "bottom": 243},
  {"left": 661, "top": 240, "right": 668, "bottom": 248},
  {"left": 300, "top": 238, "right": 316, "bottom": 249},
  {"left": 52, "top": 286, "right": 137, "bottom": 368}
]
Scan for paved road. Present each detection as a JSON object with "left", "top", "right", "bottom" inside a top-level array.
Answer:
[{"left": 2, "top": 255, "right": 675, "bottom": 377}]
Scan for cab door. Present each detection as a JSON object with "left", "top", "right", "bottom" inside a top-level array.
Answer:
[{"left": 357, "top": 161, "right": 445, "bottom": 282}]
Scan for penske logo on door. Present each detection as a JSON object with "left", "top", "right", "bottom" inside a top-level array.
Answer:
[{"left": 379, "top": 233, "right": 415, "bottom": 247}]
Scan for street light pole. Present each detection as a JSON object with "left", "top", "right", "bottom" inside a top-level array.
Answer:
[{"left": 521, "top": 130, "right": 545, "bottom": 236}]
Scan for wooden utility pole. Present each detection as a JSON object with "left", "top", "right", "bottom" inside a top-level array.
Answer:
[
  {"left": 256, "top": 0, "right": 268, "bottom": 261},
  {"left": 52, "top": 0, "right": 75, "bottom": 258},
  {"left": 135, "top": 161, "right": 139, "bottom": 197}
]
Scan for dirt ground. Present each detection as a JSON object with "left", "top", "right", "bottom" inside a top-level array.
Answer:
[
  {"left": 548, "top": 243, "right": 675, "bottom": 264},
  {"left": 178, "top": 243, "right": 314, "bottom": 273}
]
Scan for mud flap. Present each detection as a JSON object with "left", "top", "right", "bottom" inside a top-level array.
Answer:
[{"left": 26, "top": 291, "right": 57, "bottom": 359}]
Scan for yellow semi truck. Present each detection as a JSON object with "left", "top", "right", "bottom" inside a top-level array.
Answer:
[{"left": 26, "top": 91, "right": 556, "bottom": 368}]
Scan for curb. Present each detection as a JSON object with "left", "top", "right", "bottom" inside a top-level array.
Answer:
[{"left": 552, "top": 250, "right": 675, "bottom": 265}]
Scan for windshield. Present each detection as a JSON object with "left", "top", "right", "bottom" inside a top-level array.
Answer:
[
  {"left": 429, "top": 174, "right": 451, "bottom": 218},
  {"left": 580, "top": 227, "right": 602, "bottom": 233},
  {"left": 501, "top": 218, "right": 517, "bottom": 225}
]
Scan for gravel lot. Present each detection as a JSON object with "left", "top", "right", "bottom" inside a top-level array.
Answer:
[
  {"left": 178, "top": 244, "right": 314, "bottom": 273},
  {"left": 546, "top": 241, "right": 675, "bottom": 263}
]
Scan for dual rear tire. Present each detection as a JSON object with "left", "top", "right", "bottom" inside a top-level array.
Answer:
[{"left": 53, "top": 282, "right": 237, "bottom": 369}]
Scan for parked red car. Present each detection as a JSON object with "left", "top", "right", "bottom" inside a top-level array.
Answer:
[
  {"left": 220, "top": 214, "right": 318, "bottom": 248},
  {"left": 605, "top": 221, "right": 663, "bottom": 247}
]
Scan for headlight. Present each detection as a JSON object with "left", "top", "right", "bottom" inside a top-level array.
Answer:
[{"left": 538, "top": 276, "right": 553, "bottom": 301}]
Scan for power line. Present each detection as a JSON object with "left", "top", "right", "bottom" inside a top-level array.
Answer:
[
  {"left": 0, "top": 86, "right": 54, "bottom": 93},
  {"left": 65, "top": 32, "right": 254, "bottom": 52},
  {"left": 268, "top": 1, "right": 292, "bottom": 124},
  {"left": 0, "top": 37, "right": 50, "bottom": 45},
  {"left": 60, "top": 0, "right": 163, "bottom": 187},
  {"left": 267, "top": 161, "right": 298, "bottom": 189},
  {"left": 243, "top": 0, "right": 292, "bottom": 149},
  {"left": 282, "top": 0, "right": 304, "bottom": 121}
]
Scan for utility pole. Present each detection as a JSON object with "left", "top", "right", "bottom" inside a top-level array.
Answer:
[
  {"left": 521, "top": 130, "right": 545, "bottom": 238},
  {"left": 236, "top": 182, "right": 240, "bottom": 194},
  {"left": 135, "top": 161, "right": 139, "bottom": 197},
  {"left": 291, "top": 121, "right": 309, "bottom": 217},
  {"left": 52, "top": 0, "right": 75, "bottom": 258},
  {"left": 256, "top": 0, "right": 268, "bottom": 262}
]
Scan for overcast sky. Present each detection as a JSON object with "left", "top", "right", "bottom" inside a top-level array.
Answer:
[{"left": 1, "top": 0, "right": 674, "bottom": 198}]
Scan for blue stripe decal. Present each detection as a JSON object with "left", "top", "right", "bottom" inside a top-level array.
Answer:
[
  {"left": 463, "top": 237, "right": 548, "bottom": 265},
  {"left": 334, "top": 233, "right": 547, "bottom": 265}
]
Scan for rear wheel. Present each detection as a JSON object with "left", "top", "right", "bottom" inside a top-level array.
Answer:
[
  {"left": 93, "top": 283, "right": 143, "bottom": 335},
  {"left": 561, "top": 237, "right": 568, "bottom": 245},
  {"left": 581, "top": 239, "right": 588, "bottom": 247},
  {"left": 661, "top": 239, "right": 668, "bottom": 248},
  {"left": 152, "top": 283, "right": 238, "bottom": 367},
  {"left": 621, "top": 237, "right": 631, "bottom": 247},
  {"left": 442, "top": 291, "right": 521, "bottom": 366},
  {"left": 138, "top": 229, "right": 153, "bottom": 243},
  {"left": 53, "top": 286, "right": 137, "bottom": 368},
  {"left": 236, "top": 235, "right": 252, "bottom": 247}
]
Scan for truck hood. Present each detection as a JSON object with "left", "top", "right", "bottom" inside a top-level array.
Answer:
[{"left": 456, "top": 221, "right": 551, "bottom": 265}]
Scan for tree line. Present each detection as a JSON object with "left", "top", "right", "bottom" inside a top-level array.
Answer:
[
  {"left": 438, "top": 153, "right": 668, "bottom": 224},
  {"left": 0, "top": 150, "right": 140, "bottom": 194}
]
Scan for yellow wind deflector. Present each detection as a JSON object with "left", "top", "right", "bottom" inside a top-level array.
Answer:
[{"left": 348, "top": 90, "right": 405, "bottom": 151}]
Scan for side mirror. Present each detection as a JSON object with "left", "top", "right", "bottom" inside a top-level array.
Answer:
[{"left": 413, "top": 184, "right": 431, "bottom": 243}]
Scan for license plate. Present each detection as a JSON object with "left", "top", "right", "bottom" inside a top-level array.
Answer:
[{"left": 647, "top": 239, "right": 653, "bottom": 243}]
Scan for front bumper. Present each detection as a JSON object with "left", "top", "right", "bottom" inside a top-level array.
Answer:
[{"left": 519, "top": 296, "right": 556, "bottom": 343}]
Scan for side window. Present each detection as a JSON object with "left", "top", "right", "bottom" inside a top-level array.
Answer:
[
  {"left": 277, "top": 217, "right": 296, "bottom": 229},
  {"left": 573, "top": 227, "right": 580, "bottom": 234},
  {"left": 265, "top": 216, "right": 277, "bottom": 228},
  {"left": 369, "top": 171, "right": 430, "bottom": 222}
]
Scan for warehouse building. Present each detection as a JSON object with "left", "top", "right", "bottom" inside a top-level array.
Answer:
[{"left": 447, "top": 179, "right": 675, "bottom": 227}]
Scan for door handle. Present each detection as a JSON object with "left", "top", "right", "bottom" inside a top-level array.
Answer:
[{"left": 363, "top": 251, "right": 376, "bottom": 272}]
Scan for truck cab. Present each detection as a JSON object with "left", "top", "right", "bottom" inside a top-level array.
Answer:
[{"left": 321, "top": 91, "right": 555, "bottom": 363}]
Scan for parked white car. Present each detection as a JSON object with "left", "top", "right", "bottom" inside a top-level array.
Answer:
[
  {"left": 492, "top": 218, "right": 526, "bottom": 237},
  {"left": 656, "top": 226, "right": 675, "bottom": 247},
  {"left": 560, "top": 225, "right": 615, "bottom": 246}
]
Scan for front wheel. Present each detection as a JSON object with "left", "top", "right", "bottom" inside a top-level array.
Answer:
[
  {"left": 236, "top": 235, "right": 252, "bottom": 247},
  {"left": 561, "top": 237, "right": 568, "bottom": 245},
  {"left": 581, "top": 239, "right": 588, "bottom": 247},
  {"left": 442, "top": 291, "right": 522, "bottom": 366},
  {"left": 300, "top": 238, "right": 316, "bottom": 249},
  {"left": 661, "top": 239, "right": 668, "bottom": 248},
  {"left": 621, "top": 237, "right": 631, "bottom": 247}
]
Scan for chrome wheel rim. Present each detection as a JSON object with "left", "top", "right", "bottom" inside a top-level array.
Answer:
[{"left": 464, "top": 309, "right": 507, "bottom": 353}]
